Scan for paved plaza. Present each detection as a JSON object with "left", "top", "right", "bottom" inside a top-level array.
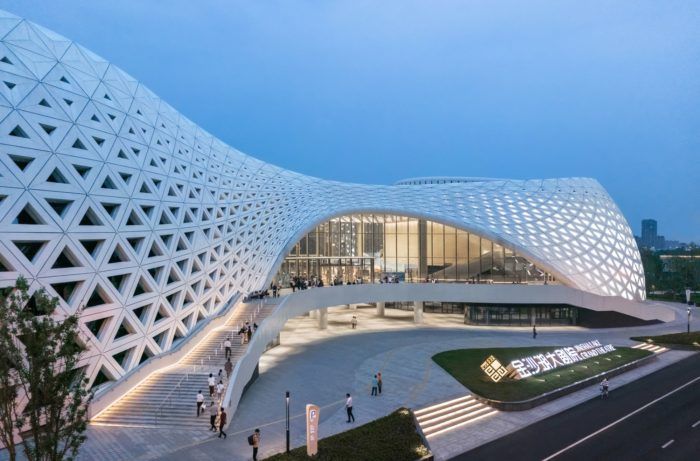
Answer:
[{"left": 57, "top": 301, "right": 696, "bottom": 461}]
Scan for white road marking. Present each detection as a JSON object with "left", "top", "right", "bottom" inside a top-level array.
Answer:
[
  {"left": 542, "top": 375, "right": 700, "bottom": 461},
  {"left": 661, "top": 439, "right": 674, "bottom": 449},
  {"left": 692, "top": 419, "right": 700, "bottom": 428}
]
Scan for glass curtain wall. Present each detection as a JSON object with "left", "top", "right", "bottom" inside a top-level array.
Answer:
[{"left": 278, "top": 214, "right": 552, "bottom": 286}]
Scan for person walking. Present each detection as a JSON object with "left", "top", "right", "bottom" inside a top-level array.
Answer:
[
  {"left": 216, "top": 380, "right": 224, "bottom": 401},
  {"left": 208, "top": 373, "right": 216, "bottom": 396},
  {"left": 252, "top": 428, "right": 261, "bottom": 460},
  {"left": 246, "top": 325, "right": 252, "bottom": 343},
  {"left": 345, "top": 393, "right": 355, "bottom": 423},
  {"left": 208, "top": 401, "right": 218, "bottom": 431},
  {"left": 196, "top": 390, "right": 204, "bottom": 417},
  {"left": 377, "top": 372, "right": 383, "bottom": 395},
  {"left": 371, "top": 375, "right": 378, "bottom": 396},
  {"left": 532, "top": 325, "right": 537, "bottom": 339},
  {"left": 225, "top": 358, "right": 233, "bottom": 379},
  {"left": 218, "top": 407, "right": 227, "bottom": 438},
  {"left": 351, "top": 315, "right": 357, "bottom": 330},
  {"left": 600, "top": 377, "right": 610, "bottom": 399},
  {"left": 224, "top": 337, "right": 232, "bottom": 359}
]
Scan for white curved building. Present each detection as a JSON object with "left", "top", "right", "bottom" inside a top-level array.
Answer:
[{"left": 0, "top": 10, "right": 649, "bottom": 390}]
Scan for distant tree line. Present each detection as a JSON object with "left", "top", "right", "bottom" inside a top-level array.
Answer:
[{"left": 641, "top": 248, "right": 700, "bottom": 302}]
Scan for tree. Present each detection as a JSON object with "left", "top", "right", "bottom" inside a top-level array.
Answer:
[
  {"left": 0, "top": 277, "right": 91, "bottom": 461},
  {"left": 0, "top": 284, "right": 23, "bottom": 461}
]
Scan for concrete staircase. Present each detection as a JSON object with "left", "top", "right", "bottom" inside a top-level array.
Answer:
[
  {"left": 92, "top": 300, "right": 279, "bottom": 428},
  {"left": 415, "top": 395, "right": 498, "bottom": 438}
]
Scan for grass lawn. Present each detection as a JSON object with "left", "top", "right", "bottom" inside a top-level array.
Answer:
[
  {"left": 432, "top": 346, "right": 652, "bottom": 402},
  {"left": 264, "top": 408, "right": 429, "bottom": 461},
  {"left": 631, "top": 331, "right": 700, "bottom": 347}
]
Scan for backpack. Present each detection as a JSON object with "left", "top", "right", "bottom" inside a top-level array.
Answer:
[{"left": 247, "top": 434, "right": 255, "bottom": 446}]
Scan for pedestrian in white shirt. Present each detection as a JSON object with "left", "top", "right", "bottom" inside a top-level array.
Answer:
[
  {"left": 224, "top": 338, "right": 232, "bottom": 359},
  {"left": 208, "top": 373, "right": 216, "bottom": 396},
  {"left": 196, "top": 390, "right": 204, "bottom": 417},
  {"left": 216, "top": 380, "right": 224, "bottom": 400},
  {"left": 345, "top": 393, "right": 355, "bottom": 423}
]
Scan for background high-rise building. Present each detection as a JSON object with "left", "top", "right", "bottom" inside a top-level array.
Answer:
[{"left": 641, "top": 219, "right": 658, "bottom": 248}]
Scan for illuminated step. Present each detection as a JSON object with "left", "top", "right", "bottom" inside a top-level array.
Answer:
[
  {"left": 414, "top": 395, "right": 474, "bottom": 417},
  {"left": 425, "top": 408, "right": 499, "bottom": 438},
  {"left": 414, "top": 397, "right": 477, "bottom": 422},
  {"left": 92, "top": 303, "right": 270, "bottom": 428},
  {"left": 416, "top": 400, "right": 484, "bottom": 427},
  {"left": 422, "top": 406, "right": 496, "bottom": 437},
  {"left": 632, "top": 343, "right": 668, "bottom": 354}
]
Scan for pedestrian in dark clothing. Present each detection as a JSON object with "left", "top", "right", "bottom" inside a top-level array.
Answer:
[
  {"left": 208, "top": 401, "right": 218, "bottom": 431},
  {"left": 225, "top": 358, "right": 233, "bottom": 378},
  {"left": 218, "top": 408, "right": 227, "bottom": 438},
  {"left": 377, "top": 372, "right": 383, "bottom": 394},
  {"left": 345, "top": 393, "right": 355, "bottom": 422},
  {"left": 252, "top": 429, "right": 260, "bottom": 460},
  {"left": 533, "top": 325, "right": 537, "bottom": 339}
]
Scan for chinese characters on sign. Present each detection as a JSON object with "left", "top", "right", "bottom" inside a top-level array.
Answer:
[
  {"left": 510, "top": 340, "right": 616, "bottom": 380},
  {"left": 479, "top": 340, "right": 617, "bottom": 382},
  {"left": 480, "top": 355, "right": 509, "bottom": 382}
]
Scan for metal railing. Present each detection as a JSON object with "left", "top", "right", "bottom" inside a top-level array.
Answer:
[
  {"left": 151, "top": 300, "right": 267, "bottom": 426},
  {"left": 90, "top": 294, "right": 241, "bottom": 418}
]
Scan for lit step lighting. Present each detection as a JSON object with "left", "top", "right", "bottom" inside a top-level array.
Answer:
[
  {"left": 415, "top": 394, "right": 498, "bottom": 438},
  {"left": 632, "top": 343, "right": 668, "bottom": 354}
]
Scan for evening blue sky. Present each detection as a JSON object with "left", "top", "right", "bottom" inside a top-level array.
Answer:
[{"left": 3, "top": 1, "right": 699, "bottom": 242}]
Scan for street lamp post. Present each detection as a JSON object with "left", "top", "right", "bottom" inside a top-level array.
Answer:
[
  {"left": 687, "top": 288, "right": 692, "bottom": 334},
  {"left": 285, "top": 391, "right": 290, "bottom": 453}
]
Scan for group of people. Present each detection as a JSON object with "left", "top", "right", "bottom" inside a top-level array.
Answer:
[
  {"left": 196, "top": 384, "right": 261, "bottom": 458},
  {"left": 290, "top": 275, "right": 324, "bottom": 291},
  {"left": 244, "top": 289, "right": 270, "bottom": 301},
  {"left": 196, "top": 390, "right": 228, "bottom": 437},
  {"left": 345, "top": 372, "right": 384, "bottom": 424},
  {"left": 237, "top": 322, "right": 257, "bottom": 344},
  {"left": 371, "top": 372, "right": 383, "bottom": 396}
]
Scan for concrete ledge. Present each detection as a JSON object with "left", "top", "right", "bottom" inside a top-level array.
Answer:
[
  {"left": 410, "top": 408, "right": 434, "bottom": 461},
  {"left": 472, "top": 353, "right": 658, "bottom": 411}
]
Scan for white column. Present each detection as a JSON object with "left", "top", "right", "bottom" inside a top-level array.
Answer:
[
  {"left": 414, "top": 301, "right": 424, "bottom": 324},
  {"left": 318, "top": 307, "right": 328, "bottom": 330},
  {"left": 376, "top": 302, "right": 385, "bottom": 317}
]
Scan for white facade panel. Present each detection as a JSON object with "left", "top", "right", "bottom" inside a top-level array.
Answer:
[{"left": 0, "top": 10, "right": 645, "bottom": 387}]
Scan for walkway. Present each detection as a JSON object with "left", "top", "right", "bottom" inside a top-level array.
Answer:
[{"left": 123, "top": 303, "right": 694, "bottom": 461}]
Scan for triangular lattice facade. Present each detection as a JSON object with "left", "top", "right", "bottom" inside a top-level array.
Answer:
[{"left": 0, "top": 9, "right": 645, "bottom": 389}]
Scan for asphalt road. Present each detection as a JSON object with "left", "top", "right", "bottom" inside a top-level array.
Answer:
[{"left": 453, "top": 353, "right": 700, "bottom": 461}]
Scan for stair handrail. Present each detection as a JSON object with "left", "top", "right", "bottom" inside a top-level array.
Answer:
[{"left": 90, "top": 293, "right": 242, "bottom": 419}]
